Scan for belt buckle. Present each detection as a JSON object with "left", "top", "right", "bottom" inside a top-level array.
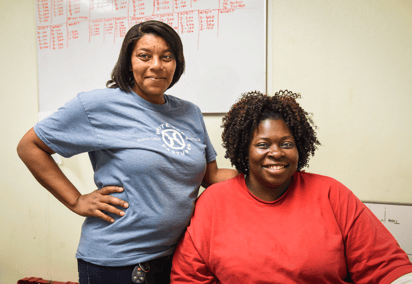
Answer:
[{"left": 132, "top": 262, "right": 150, "bottom": 283}]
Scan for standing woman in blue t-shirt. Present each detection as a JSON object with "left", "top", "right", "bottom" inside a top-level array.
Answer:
[{"left": 17, "top": 20, "right": 238, "bottom": 284}]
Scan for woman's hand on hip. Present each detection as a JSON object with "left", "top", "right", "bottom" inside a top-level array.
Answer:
[{"left": 73, "top": 186, "right": 129, "bottom": 223}]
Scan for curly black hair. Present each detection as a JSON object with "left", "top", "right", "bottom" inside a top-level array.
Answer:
[{"left": 221, "top": 90, "right": 320, "bottom": 173}]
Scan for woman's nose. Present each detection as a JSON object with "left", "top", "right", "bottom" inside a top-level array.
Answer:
[
  {"left": 268, "top": 146, "right": 284, "bottom": 158},
  {"left": 150, "top": 56, "right": 162, "bottom": 69}
]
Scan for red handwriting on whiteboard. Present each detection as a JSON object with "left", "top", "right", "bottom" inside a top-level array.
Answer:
[
  {"left": 159, "top": 13, "right": 178, "bottom": 31},
  {"left": 115, "top": 17, "right": 127, "bottom": 39},
  {"left": 53, "top": 0, "right": 65, "bottom": 18},
  {"left": 68, "top": 0, "right": 81, "bottom": 16},
  {"left": 230, "top": 1, "right": 246, "bottom": 9},
  {"left": 68, "top": 21, "right": 80, "bottom": 46},
  {"left": 90, "top": 19, "right": 104, "bottom": 37},
  {"left": 36, "top": 0, "right": 250, "bottom": 50},
  {"left": 51, "top": 24, "right": 65, "bottom": 49},
  {"left": 105, "top": 18, "right": 115, "bottom": 36},
  {"left": 37, "top": 26, "right": 50, "bottom": 49},
  {"left": 155, "top": 0, "right": 172, "bottom": 13},
  {"left": 131, "top": 0, "right": 146, "bottom": 17},
  {"left": 115, "top": 0, "right": 128, "bottom": 11},
  {"left": 174, "top": 0, "right": 189, "bottom": 11},
  {"left": 199, "top": 10, "right": 216, "bottom": 31},
  {"left": 221, "top": 0, "right": 245, "bottom": 10},
  {"left": 90, "top": 0, "right": 111, "bottom": 11},
  {"left": 179, "top": 11, "right": 195, "bottom": 34},
  {"left": 37, "top": 0, "right": 51, "bottom": 24}
]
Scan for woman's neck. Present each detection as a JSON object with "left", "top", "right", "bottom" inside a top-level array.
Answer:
[{"left": 245, "top": 175, "right": 293, "bottom": 202}]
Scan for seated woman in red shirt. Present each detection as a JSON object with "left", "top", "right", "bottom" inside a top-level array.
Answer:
[{"left": 170, "top": 90, "right": 412, "bottom": 284}]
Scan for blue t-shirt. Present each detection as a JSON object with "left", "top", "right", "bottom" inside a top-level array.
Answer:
[{"left": 34, "top": 88, "right": 216, "bottom": 266}]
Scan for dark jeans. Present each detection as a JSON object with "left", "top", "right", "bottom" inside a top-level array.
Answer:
[{"left": 77, "top": 255, "right": 172, "bottom": 284}]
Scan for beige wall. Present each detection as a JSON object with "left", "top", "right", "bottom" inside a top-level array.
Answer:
[
  {"left": 267, "top": 0, "right": 412, "bottom": 203},
  {"left": 1, "top": 0, "right": 411, "bottom": 282}
]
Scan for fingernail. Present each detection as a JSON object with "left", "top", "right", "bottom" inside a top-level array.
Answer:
[
  {"left": 120, "top": 211, "right": 125, "bottom": 216},
  {"left": 124, "top": 203, "right": 129, "bottom": 208}
]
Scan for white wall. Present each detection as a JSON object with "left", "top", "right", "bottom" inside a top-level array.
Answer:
[
  {"left": 267, "top": 0, "right": 412, "bottom": 203},
  {"left": 1, "top": 0, "right": 411, "bottom": 282}
]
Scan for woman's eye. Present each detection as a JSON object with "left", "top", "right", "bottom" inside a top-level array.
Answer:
[
  {"left": 138, "top": 54, "right": 149, "bottom": 60},
  {"left": 282, "top": 142, "right": 294, "bottom": 149},
  {"left": 163, "top": 54, "right": 174, "bottom": 61},
  {"left": 257, "top": 143, "right": 269, "bottom": 149}
]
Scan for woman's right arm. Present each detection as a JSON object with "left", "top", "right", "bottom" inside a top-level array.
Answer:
[
  {"left": 17, "top": 128, "right": 128, "bottom": 223},
  {"left": 171, "top": 185, "right": 218, "bottom": 283},
  {"left": 171, "top": 230, "right": 217, "bottom": 284}
]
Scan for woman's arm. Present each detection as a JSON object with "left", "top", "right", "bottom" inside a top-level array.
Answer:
[
  {"left": 202, "top": 160, "right": 238, "bottom": 188},
  {"left": 171, "top": 231, "right": 217, "bottom": 284},
  {"left": 17, "top": 128, "right": 128, "bottom": 223}
]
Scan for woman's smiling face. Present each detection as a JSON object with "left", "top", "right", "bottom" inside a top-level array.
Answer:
[
  {"left": 246, "top": 118, "right": 299, "bottom": 201},
  {"left": 131, "top": 34, "right": 176, "bottom": 104}
]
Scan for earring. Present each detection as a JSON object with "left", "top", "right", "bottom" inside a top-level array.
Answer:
[{"left": 242, "top": 159, "right": 249, "bottom": 173}]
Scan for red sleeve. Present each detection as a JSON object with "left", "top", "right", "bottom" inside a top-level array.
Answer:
[
  {"left": 346, "top": 206, "right": 412, "bottom": 284},
  {"left": 329, "top": 182, "right": 412, "bottom": 284},
  {"left": 171, "top": 189, "right": 218, "bottom": 284},
  {"left": 170, "top": 231, "right": 217, "bottom": 283}
]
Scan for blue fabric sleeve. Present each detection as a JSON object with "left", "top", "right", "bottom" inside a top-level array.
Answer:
[{"left": 34, "top": 96, "right": 101, "bottom": 157}]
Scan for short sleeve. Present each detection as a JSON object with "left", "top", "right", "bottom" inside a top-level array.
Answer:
[
  {"left": 34, "top": 96, "right": 101, "bottom": 157},
  {"left": 329, "top": 184, "right": 412, "bottom": 284},
  {"left": 390, "top": 272, "right": 412, "bottom": 284},
  {"left": 171, "top": 232, "right": 217, "bottom": 284},
  {"left": 346, "top": 205, "right": 412, "bottom": 283}
]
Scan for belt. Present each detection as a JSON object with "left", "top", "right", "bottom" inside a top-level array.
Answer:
[{"left": 131, "top": 255, "right": 172, "bottom": 284}]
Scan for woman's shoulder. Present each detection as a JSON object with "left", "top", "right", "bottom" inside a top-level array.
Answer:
[
  {"left": 192, "top": 175, "right": 243, "bottom": 219},
  {"left": 76, "top": 88, "right": 136, "bottom": 113},
  {"left": 295, "top": 171, "right": 359, "bottom": 205},
  {"left": 296, "top": 171, "right": 345, "bottom": 187},
  {"left": 198, "top": 175, "right": 244, "bottom": 201},
  {"left": 77, "top": 87, "right": 124, "bottom": 102},
  {"left": 165, "top": 94, "right": 201, "bottom": 112}
]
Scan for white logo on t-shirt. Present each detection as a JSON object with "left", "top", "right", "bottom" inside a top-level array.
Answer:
[
  {"left": 156, "top": 123, "right": 199, "bottom": 156},
  {"left": 162, "top": 129, "right": 185, "bottom": 150}
]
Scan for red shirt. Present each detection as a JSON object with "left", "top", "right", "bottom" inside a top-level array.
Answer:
[{"left": 171, "top": 173, "right": 412, "bottom": 283}]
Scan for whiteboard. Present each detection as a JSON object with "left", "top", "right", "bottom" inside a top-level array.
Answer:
[
  {"left": 35, "top": 0, "right": 266, "bottom": 115},
  {"left": 364, "top": 202, "right": 412, "bottom": 262}
]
